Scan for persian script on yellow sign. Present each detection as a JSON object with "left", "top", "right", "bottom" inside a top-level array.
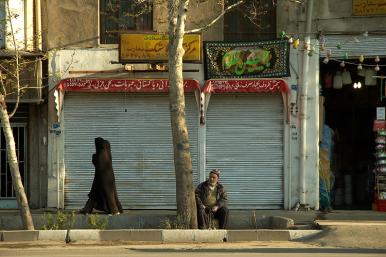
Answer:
[
  {"left": 120, "top": 34, "right": 201, "bottom": 63},
  {"left": 353, "top": 0, "right": 386, "bottom": 16}
]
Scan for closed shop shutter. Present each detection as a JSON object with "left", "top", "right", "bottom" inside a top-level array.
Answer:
[
  {"left": 63, "top": 92, "right": 199, "bottom": 209},
  {"left": 206, "top": 94, "right": 284, "bottom": 209}
]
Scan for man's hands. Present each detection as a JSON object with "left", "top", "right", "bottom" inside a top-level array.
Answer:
[{"left": 201, "top": 204, "right": 219, "bottom": 213}]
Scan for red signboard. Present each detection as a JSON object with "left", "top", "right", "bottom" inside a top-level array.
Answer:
[
  {"left": 203, "top": 79, "right": 289, "bottom": 94},
  {"left": 57, "top": 78, "right": 200, "bottom": 93}
]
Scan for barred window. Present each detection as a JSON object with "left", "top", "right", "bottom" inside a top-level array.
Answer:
[
  {"left": 100, "top": 0, "right": 153, "bottom": 44},
  {"left": 224, "top": 0, "right": 276, "bottom": 41}
]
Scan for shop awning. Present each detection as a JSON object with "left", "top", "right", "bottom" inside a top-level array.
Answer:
[
  {"left": 56, "top": 78, "right": 201, "bottom": 93},
  {"left": 203, "top": 79, "right": 289, "bottom": 94}
]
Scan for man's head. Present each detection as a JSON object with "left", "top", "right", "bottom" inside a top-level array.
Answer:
[{"left": 208, "top": 169, "right": 220, "bottom": 186}]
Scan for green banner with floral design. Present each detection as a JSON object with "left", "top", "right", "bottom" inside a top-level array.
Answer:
[{"left": 204, "top": 40, "right": 290, "bottom": 79}]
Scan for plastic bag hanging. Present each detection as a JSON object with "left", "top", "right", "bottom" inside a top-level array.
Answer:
[
  {"left": 333, "top": 71, "right": 343, "bottom": 89},
  {"left": 342, "top": 70, "right": 352, "bottom": 85}
]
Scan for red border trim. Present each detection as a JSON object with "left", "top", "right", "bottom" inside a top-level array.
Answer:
[
  {"left": 203, "top": 79, "right": 289, "bottom": 94},
  {"left": 56, "top": 78, "right": 200, "bottom": 93}
]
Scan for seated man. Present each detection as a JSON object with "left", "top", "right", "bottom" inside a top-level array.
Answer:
[{"left": 195, "top": 169, "right": 229, "bottom": 229}]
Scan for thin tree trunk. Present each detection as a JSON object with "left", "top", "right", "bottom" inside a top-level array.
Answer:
[
  {"left": 0, "top": 103, "right": 34, "bottom": 230},
  {"left": 168, "top": 0, "right": 197, "bottom": 229}
]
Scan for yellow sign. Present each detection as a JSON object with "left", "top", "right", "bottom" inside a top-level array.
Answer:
[
  {"left": 119, "top": 33, "right": 201, "bottom": 63},
  {"left": 353, "top": 0, "right": 386, "bottom": 16}
]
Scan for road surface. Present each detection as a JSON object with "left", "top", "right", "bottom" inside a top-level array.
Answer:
[{"left": 0, "top": 242, "right": 385, "bottom": 257}]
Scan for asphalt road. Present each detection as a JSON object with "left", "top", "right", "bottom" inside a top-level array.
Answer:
[{"left": 0, "top": 242, "right": 386, "bottom": 257}]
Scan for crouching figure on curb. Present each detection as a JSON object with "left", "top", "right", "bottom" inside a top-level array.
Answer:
[
  {"left": 80, "top": 137, "right": 123, "bottom": 215},
  {"left": 195, "top": 169, "right": 229, "bottom": 229}
]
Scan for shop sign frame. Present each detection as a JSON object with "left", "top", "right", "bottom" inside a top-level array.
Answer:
[
  {"left": 353, "top": 0, "right": 386, "bottom": 16},
  {"left": 119, "top": 33, "right": 201, "bottom": 63},
  {"left": 203, "top": 39, "right": 290, "bottom": 80}
]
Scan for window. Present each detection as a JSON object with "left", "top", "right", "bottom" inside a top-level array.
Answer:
[
  {"left": 100, "top": 0, "right": 153, "bottom": 44},
  {"left": 224, "top": 0, "right": 276, "bottom": 41}
]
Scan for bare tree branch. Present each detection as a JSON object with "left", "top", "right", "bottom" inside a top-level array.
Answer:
[
  {"left": 6, "top": 0, "right": 20, "bottom": 118},
  {"left": 0, "top": 71, "right": 7, "bottom": 96},
  {"left": 185, "top": 0, "right": 245, "bottom": 33},
  {"left": 0, "top": 62, "right": 18, "bottom": 80}
]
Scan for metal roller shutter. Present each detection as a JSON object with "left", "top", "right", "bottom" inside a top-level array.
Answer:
[
  {"left": 206, "top": 94, "right": 284, "bottom": 209},
  {"left": 320, "top": 35, "right": 386, "bottom": 58},
  {"left": 63, "top": 92, "right": 199, "bottom": 209}
]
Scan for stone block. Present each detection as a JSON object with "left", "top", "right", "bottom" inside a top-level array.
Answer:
[
  {"left": 68, "top": 229, "right": 101, "bottom": 241},
  {"left": 257, "top": 230, "right": 290, "bottom": 241},
  {"left": 227, "top": 230, "right": 258, "bottom": 241},
  {"left": 162, "top": 229, "right": 226, "bottom": 242},
  {"left": 2, "top": 230, "right": 39, "bottom": 241},
  {"left": 270, "top": 216, "right": 295, "bottom": 229},
  {"left": 99, "top": 229, "right": 162, "bottom": 241},
  {"left": 289, "top": 230, "right": 323, "bottom": 240},
  {"left": 38, "top": 230, "right": 67, "bottom": 241}
]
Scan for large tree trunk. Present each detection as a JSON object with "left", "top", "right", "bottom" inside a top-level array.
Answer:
[
  {"left": 0, "top": 103, "right": 35, "bottom": 230},
  {"left": 168, "top": 0, "right": 197, "bottom": 229}
]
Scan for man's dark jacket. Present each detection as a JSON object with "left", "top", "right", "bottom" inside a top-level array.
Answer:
[{"left": 195, "top": 180, "right": 228, "bottom": 208}]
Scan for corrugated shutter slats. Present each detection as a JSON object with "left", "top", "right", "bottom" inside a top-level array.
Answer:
[
  {"left": 63, "top": 93, "right": 198, "bottom": 209},
  {"left": 206, "top": 94, "right": 284, "bottom": 209}
]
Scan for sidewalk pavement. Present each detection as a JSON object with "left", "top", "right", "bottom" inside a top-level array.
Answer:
[
  {"left": 1, "top": 210, "right": 386, "bottom": 247},
  {"left": 2, "top": 209, "right": 386, "bottom": 230},
  {"left": 305, "top": 220, "right": 386, "bottom": 248}
]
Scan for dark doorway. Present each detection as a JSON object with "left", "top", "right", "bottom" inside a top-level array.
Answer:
[{"left": 320, "top": 59, "right": 384, "bottom": 210}]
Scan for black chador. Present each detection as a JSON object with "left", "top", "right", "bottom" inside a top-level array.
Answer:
[{"left": 80, "top": 137, "right": 123, "bottom": 215}]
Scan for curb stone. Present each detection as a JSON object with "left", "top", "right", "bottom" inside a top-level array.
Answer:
[
  {"left": 2, "top": 230, "right": 39, "bottom": 241},
  {"left": 38, "top": 230, "right": 67, "bottom": 241},
  {"left": 0, "top": 229, "right": 322, "bottom": 242},
  {"left": 99, "top": 229, "right": 162, "bottom": 241},
  {"left": 162, "top": 229, "right": 226, "bottom": 242}
]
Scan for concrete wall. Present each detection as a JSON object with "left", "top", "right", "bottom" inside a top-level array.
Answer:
[
  {"left": 45, "top": 1, "right": 319, "bottom": 210},
  {"left": 46, "top": 46, "right": 320, "bottom": 210},
  {"left": 154, "top": 0, "right": 223, "bottom": 41},
  {"left": 277, "top": 0, "right": 386, "bottom": 36},
  {"left": 42, "top": 0, "right": 98, "bottom": 50},
  {"left": 45, "top": 0, "right": 224, "bottom": 208},
  {"left": 46, "top": 48, "right": 204, "bottom": 208},
  {"left": 42, "top": 0, "right": 223, "bottom": 51}
]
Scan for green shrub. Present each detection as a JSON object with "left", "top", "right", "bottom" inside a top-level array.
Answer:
[
  {"left": 41, "top": 211, "right": 76, "bottom": 230},
  {"left": 87, "top": 213, "right": 109, "bottom": 229},
  {"left": 160, "top": 215, "right": 190, "bottom": 229}
]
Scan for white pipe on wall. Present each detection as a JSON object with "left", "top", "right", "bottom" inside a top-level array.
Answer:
[
  {"left": 24, "top": 0, "right": 34, "bottom": 51},
  {"left": 34, "top": 0, "right": 42, "bottom": 51},
  {"left": 298, "top": 0, "right": 314, "bottom": 206}
]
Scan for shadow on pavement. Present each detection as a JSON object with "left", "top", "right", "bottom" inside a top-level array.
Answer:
[{"left": 127, "top": 247, "right": 386, "bottom": 254}]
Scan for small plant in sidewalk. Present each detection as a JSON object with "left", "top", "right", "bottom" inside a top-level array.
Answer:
[
  {"left": 41, "top": 211, "right": 76, "bottom": 230},
  {"left": 87, "top": 213, "right": 109, "bottom": 229},
  {"left": 160, "top": 214, "right": 190, "bottom": 229},
  {"left": 250, "top": 210, "right": 258, "bottom": 229}
]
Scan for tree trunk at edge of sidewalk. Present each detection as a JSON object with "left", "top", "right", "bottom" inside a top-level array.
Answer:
[
  {"left": 168, "top": 0, "right": 198, "bottom": 229},
  {"left": 0, "top": 106, "right": 35, "bottom": 230}
]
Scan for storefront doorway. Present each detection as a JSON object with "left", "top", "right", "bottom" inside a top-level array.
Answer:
[{"left": 321, "top": 59, "right": 383, "bottom": 210}]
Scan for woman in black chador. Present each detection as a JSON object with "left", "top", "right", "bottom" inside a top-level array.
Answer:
[{"left": 80, "top": 137, "right": 123, "bottom": 215}]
